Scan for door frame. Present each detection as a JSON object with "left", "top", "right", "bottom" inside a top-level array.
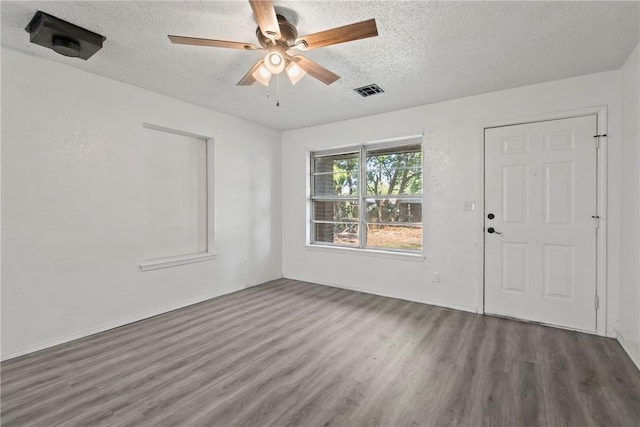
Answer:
[{"left": 477, "top": 106, "right": 608, "bottom": 336}]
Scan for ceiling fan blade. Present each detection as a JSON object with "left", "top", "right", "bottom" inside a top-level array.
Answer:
[
  {"left": 237, "top": 60, "right": 264, "bottom": 86},
  {"left": 249, "top": 0, "right": 281, "bottom": 40},
  {"left": 296, "top": 18, "right": 378, "bottom": 50},
  {"left": 290, "top": 55, "right": 340, "bottom": 85},
  {"left": 168, "top": 35, "right": 260, "bottom": 50}
]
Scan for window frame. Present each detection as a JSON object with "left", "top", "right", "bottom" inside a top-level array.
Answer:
[
  {"left": 309, "top": 136, "right": 424, "bottom": 255},
  {"left": 139, "top": 123, "right": 217, "bottom": 271},
  {"left": 310, "top": 148, "right": 360, "bottom": 249}
]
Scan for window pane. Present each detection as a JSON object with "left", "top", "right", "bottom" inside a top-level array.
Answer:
[
  {"left": 314, "top": 201, "right": 359, "bottom": 222},
  {"left": 313, "top": 223, "right": 359, "bottom": 246},
  {"left": 313, "top": 153, "right": 359, "bottom": 196},
  {"left": 314, "top": 153, "right": 359, "bottom": 173},
  {"left": 366, "top": 224, "right": 422, "bottom": 251},
  {"left": 366, "top": 143, "right": 422, "bottom": 195},
  {"left": 314, "top": 172, "right": 359, "bottom": 196},
  {"left": 366, "top": 199, "right": 422, "bottom": 224}
]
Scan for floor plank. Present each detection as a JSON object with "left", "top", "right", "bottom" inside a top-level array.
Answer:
[{"left": 2, "top": 278, "right": 639, "bottom": 426}]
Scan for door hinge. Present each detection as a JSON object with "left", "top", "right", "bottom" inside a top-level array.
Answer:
[
  {"left": 592, "top": 215, "right": 600, "bottom": 229},
  {"left": 595, "top": 296, "right": 600, "bottom": 310},
  {"left": 594, "top": 134, "right": 606, "bottom": 149}
]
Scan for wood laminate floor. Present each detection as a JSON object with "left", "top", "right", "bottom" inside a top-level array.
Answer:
[{"left": 2, "top": 278, "right": 639, "bottom": 427}]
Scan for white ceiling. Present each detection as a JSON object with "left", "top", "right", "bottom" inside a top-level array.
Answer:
[{"left": 1, "top": 1, "right": 638, "bottom": 130}]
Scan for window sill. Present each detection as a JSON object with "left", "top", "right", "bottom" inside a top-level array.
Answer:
[
  {"left": 305, "top": 244, "right": 425, "bottom": 262},
  {"left": 139, "top": 251, "right": 217, "bottom": 271}
]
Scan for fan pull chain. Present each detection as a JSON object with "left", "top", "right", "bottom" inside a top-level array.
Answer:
[{"left": 276, "top": 74, "right": 280, "bottom": 107}]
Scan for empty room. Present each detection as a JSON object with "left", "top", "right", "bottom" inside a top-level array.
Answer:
[{"left": 1, "top": 1, "right": 639, "bottom": 426}]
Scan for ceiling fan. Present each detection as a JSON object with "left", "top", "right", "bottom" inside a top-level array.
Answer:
[{"left": 167, "top": 0, "right": 378, "bottom": 87}]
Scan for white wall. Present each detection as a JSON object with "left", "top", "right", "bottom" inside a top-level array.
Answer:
[
  {"left": 618, "top": 42, "right": 640, "bottom": 368},
  {"left": 0, "top": 46, "right": 3, "bottom": 359},
  {"left": 2, "top": 44, "right": 633, "bottom": 361},
  {"left": 1, "top": 47, "right": 282, "bottom": 359},
  {"left": 282, "top": 71, "right": 622, "bottom": 334}
]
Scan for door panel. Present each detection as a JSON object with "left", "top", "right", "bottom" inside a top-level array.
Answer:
[
  {"left": 543, "top": 244, "right": 574, "bottom": 299},
  {"left": 501, "top": 242, "right": 528, "bottom": 294},
  {"left": 484, "top": 115, "right": 597, "bottom": 331},
  {"left": 503, "top": 164, "right": 529, "bottom": 224}
]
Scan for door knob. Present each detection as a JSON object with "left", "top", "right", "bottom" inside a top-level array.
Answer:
[{"left": 487, "top": 227, "right": 502, "bottom": 235}]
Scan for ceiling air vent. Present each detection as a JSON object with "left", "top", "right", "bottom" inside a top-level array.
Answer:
[{"left": 354, "top": 84, "right": 384, "bottom": 97}]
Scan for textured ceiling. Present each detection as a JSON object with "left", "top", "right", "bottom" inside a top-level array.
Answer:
[{"left": 1, "top": 1, "right": 638, "bottom": 130}]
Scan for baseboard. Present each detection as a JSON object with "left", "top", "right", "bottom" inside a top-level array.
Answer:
[
  {"left": 284, "top": 275, "right": 478, "bottom": 314},
  {"left": 616, "top": 329, "right": 640, "bottom": 371},
  {"left": 1, "top": 277, "right": 278, "bottom": 361}
]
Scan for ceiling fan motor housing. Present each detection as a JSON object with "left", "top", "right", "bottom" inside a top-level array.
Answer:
[{"left": 256, "top": 15, "right": 298, "bottom": 48}]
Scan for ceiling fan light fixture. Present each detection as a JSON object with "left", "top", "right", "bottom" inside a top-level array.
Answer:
[
  {"left": 252, "top": 62, "right": 272, "bottom": 86},
  {"left": 264, "top": 44, "right": 286, "bottom": 74},
  {"left": 268, "top": 52, "right": 282, "bottom": 65},
  {"left": 285, "top": 61, "right": 306, "bottom": 85}
]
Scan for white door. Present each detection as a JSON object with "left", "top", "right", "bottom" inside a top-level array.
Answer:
[{"left": 484, "top": 115, "right": 598, "bottom": 332}]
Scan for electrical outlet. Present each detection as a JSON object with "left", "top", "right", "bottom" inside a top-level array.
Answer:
[{"left": 432, "top": 272, "right": 440, "bottom": 282}]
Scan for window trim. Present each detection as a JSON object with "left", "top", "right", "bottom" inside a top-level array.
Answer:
[
  {"left": 139, "top": 252, "right": 217, "bottom": 272},
  {"left": 309, "top": 135, "right": 424, "bottom": 255},
  {"left": 139, "top": 123, "right": 217, "bottom": 271},
  {"left": 305, "top": 243, "right": 425, "bottom": 262}
]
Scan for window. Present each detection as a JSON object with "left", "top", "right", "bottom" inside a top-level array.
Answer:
[
  {"left": 310, "top": 139, "right": 422, "bottom": 253},
  {"left": 140, "top": 124, "right": 215, "bottom": 271}
]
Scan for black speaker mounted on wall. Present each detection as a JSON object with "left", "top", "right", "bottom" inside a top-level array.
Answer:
[{"left": 25, "top": 11, "right": 106, "bottom": 60}]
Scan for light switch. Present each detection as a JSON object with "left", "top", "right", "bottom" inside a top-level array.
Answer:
[{"left": 464, "top": 201, "right": 476, "bottom": 211}]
